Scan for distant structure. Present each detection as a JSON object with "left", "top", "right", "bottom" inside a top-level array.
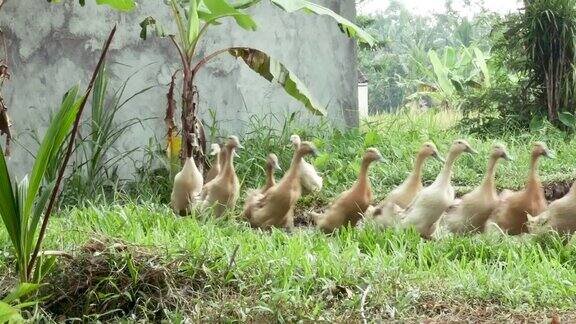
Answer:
[{"left": 358, "top": 70, "right": 369, "bottom": 119}]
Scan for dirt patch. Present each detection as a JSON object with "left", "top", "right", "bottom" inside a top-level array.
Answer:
[
  {"left": 544, "top": 180, "right": 574, "bottom": 201},
  {"left": 414, "top": 296, "right": 572, "bottom": 323}
]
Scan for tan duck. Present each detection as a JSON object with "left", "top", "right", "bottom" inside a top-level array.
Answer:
[
  {"left": 398, "top": 140, "right": 477, "bottom": 238},
  {"left": 205, "top": 143, "right": 223, "bottom": 183},
  {"left": 201, "top": 135, "right": 243, "bottom": 217},
  {"left": 442, "top": 144, "right": 512, "bottom": 234},
  {"left": 242, "top": 154, "right": 281, "bottom": 220},
  {"left": 170, "top": 154, "right": 204, "bottom": 216},
  {"left": 385, "top": 142, "right": 444, "bottom": 208},
  {"left": 290, "top": 134, "right": 323, "bottom": 194},
  {"left": 313, "top": 148, "right": 384, "bottom": 233},
  {"left": 487, "top": 142, "right": 553, "bottom": 235},
  {"left": 528, "top": 182, "right": 576, "bottom": 236},
  {"left": 244, "top": 141, "right": 318, "bottom": 230}
]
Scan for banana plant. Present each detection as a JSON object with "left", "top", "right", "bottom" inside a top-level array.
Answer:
[
  {"left": 140, "top": 0, "right": 375, "bottom": 169},
  {"left": 407, "top": 45, "right": 491, "bottom": 109},
  {"left": 0, "top": 27, "right": 117, "bottom": 283}
]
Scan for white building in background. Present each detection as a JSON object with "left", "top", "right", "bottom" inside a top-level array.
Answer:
[{"left": 358, "top": 70, "right": 369, "bottom": 119}]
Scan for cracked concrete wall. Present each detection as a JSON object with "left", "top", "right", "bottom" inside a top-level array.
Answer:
[{"left": 1, "top": 0, "right": 358, "bottom": 177}]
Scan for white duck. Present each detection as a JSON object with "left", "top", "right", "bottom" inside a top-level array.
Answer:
[
  {"left": 399, "top": 140, "right": 477, "bottom": 238},
  {"left": 170, "top": 148, "right": 204, "bottom": 216},
  {"left": 290, "top": 134, "right": 322, "bottom": 194}
]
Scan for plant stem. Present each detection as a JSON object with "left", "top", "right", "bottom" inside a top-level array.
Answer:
[
  {"left": 191, "top": 48, "right": 243, "bottom": 80},
  {"left": 26, "top": 26, "right": 117, "bottom": 279}
]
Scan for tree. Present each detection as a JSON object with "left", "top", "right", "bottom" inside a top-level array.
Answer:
[
  {"left": 140, "top": 0, "right": 374, "bottom": 170},
  {"left": 497, "top": 0, "right": 576, "bottom": 124}
]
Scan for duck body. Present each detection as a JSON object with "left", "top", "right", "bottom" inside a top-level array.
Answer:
[
  {"left": 314, "top": 149, "right": 383, "bottom": 233},
  {"left": 444, "top": 188, "right": 498, "bottom": 234},
  {"left": 443, "top": 145, "right": 510, "bottom": 234},
  {"left": 242, "top": 154, "right": 281, "bottom": 221},
  {"left": 401, "top": 179, "right": 455, "bottom": 238},
  {"left": 291, "top": 135, "right": 323, "bottom": 194},
  {"left": 530, "top": 183, "right": 576, "bottom": 235},
  {"left": 399, "top": 140, "right": 477, "bottom": 238},
  {"left": 201, "top": 136, "right": 242, "bottom": 217},
  {"left": 171, "top": 157, "right": 203, "bottom": 215},
  {"left": 245, "top": 142, "right": 318, "bottom": 230},
  {"left": 487, "top": 142, "right": 552, "bottom": 235},
  {"left": 300, "top": 160, "right": 323, "bottom": 193}
]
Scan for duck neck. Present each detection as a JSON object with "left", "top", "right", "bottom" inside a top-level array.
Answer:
[
  {"left": 357, "top": 158, "right": 372, "bottom": 189},
  {"left": 184, "top": 157, "right": 198, "bottom": 174},
  {"left": 264, "top": 163, "right": 275, "bottom": 190},
  {"left": 437, "top": 150, "right": 460, "bottom": 186},
  {"left": 480, "top": 155, "right": 499, "bottom": 194},
  {"left": 222, "top": 145, "right": 236, "bottom": 179},
  {"left": 287, "top": 151, "right": 304, "bottom": 180},
  {"left": 218, "top": 149, "right": 227, "bottom": 170},
  {"left": 527, "top": 153, "right": 541, "bottom": 191},
  {"left": 407, "top": 153, "right": 426, "bottom": 185}
]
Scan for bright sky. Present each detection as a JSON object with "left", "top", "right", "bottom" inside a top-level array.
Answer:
[{"left": 358, "top": 0, "right": 522, "bottom": 17}]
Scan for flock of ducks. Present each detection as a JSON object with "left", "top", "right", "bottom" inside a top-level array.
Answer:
[{"left": 170, "top": 135, "right": 576, "bottom": 239}]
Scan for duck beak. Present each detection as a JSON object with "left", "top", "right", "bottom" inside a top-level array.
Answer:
[
  {"left": 432, "top": 151, "right": 445, "bottom": 163},
  {"left": 275, "top": 163, "right": 282, "bottom": 171},
  {"left": 311, "top": 149, "right": 319, "bottom": 158},
  {"left": 237, "top": 143, "right": 244, "bottom": 150},
  {"left": 503, "top": 153, "right": 513, "bottom": 161},
  {"left": 377, "top": 154, "right": 386, "bottom": 163},
  {"left": 543, "top": 149, "right": 555, "bottom": 159},
  {"left": 465, "top": 146, "right": 478, "bottom": 155},
  {"left": 233, "top": 151, "right": 240, "bottom": 158}
]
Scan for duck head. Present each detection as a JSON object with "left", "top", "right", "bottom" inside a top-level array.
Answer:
[
  {"left": 267, "top": 153, "right": 282, "bottom": 172},
  {"left": 298, "top": 141, "right": 319, "bottom": 158},
  {"left": 226, "top": 135, "right": 243, "bottom": 149},
  {"left": 420, "top": 142, "right": 444, "bottom": 163},
  {"left": 364, "top": 148, "right": 385, "bottom": 163},
  {"left": 451, "top": 139, "right": 477, "bottom": 155},
  {"left": 289, "top": 134, "right": 302, "bottom": 148},
  {"left": 492, "top": 144, "right": 512, "bottom": 161},
  {"left": 532, "top": 142, "right": 554, "bottom": 159},
  {"left": 209, "top": 143, "right": 221, "bottom": 156}
]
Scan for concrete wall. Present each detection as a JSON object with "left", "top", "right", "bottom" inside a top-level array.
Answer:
[
  {"left": 358, "top": 83, "right": 368, "bottom": 120},
  {"left": 0, "top": 0, "right": 358, "bottom": 177}
]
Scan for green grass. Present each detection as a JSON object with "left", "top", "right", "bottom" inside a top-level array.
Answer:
[
  {"left": 1, "top": 203, "right": 576, "bottom": 321},
  {"left": 2, "top": 110, "right": 576, "bottom": 321}
]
